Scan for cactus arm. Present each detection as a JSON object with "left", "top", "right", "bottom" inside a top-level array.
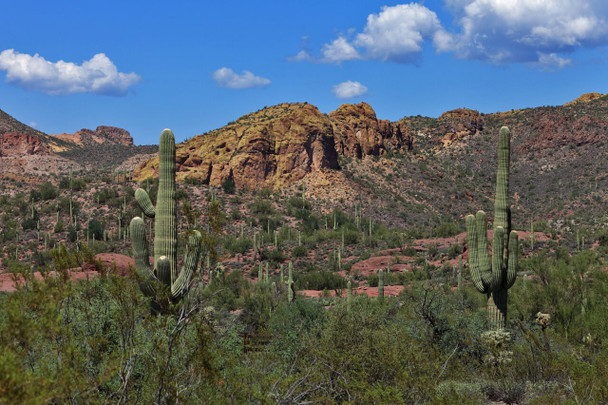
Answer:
[
  {"left": 476, "top": 211, "right": 494, "bottom": 291},
  {"left": 492, "top": 226, "right": 505, "bottom": 290},
  {"left": 505, "top": 231, "right": 518, "bottom": 289},
  {"left": 171, "top": 230, "right": 202, "bottom": 298},
  {"left": 129, "top": 216, "right": 157, "bottom": 296},
  {"left": 466, "top": 214, "right": 486, "bottom": 293},
  {"left": 135, "top": 188, "right": 155, "bottom": 218},
  {"left": 156, "top": 256, "right": 171, "bottom": 287}
]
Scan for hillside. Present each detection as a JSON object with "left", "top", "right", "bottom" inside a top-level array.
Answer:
[
  {"left": 2, "top": 95, "right": 608, "bottom": 403},
  {"left": 130, "top": 93, "right": 608, "bottom": 233},
  {"left": 0, "top": 108, "right": 157, "bottom": 172}
]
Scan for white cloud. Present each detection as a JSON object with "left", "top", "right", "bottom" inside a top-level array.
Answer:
[
  {"left": 321, "top": 37, "right": 361, "bottom": 63},
  {"left": 0, "top": 49, "right": 141, "bottom": 96},
  {"left": 212, "top": 67, "right": 270, "bottom": 89},
  {"left": 331, "top": 80, "right": 368, "bottom": 99},
  {"left": 440, "top": 0, "right": 608, "bottom": 65},
  {"left": 534, "top": 52, "right": 573, "bottom": 71},
  {"left": 287, "top": 50, "right": 314, "bottom": 62},
  {"left": 354, "top": 4, "right": 445, "bottom": 63},
  {"left": 29, "top": 122, "right": 37, "bottom": 128},
  {"left": 293, "top": 1, "right": 608, "bottom": 69},
  {"left": 293, "top": 4, "right": 445, "bottom": 64}
]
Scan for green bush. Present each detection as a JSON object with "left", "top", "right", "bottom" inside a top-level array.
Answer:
[
  {"left": 38, "top": 181, "right": 57, "bottom": 201},
  {"left": 433, "top": 222, "right": 462, "bottom": 238},
  {"left": 221, "top": 176, "right": 236, "bottom": 194},
  {"left": 295, "top": 271, "right": 346, "bottom": 290},
  {"left": 291, "top": 244, "right": 308, "bottom": 258}
]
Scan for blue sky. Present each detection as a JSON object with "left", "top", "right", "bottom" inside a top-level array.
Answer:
[{"left": 1, "top": 0, "right": 607, "bottom": 145}]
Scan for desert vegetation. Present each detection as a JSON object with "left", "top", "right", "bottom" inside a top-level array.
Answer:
[{"left": 2, "top": 101, "right": 608, "bottom": 403}]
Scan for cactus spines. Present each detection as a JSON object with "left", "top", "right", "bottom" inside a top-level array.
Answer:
[
  {"left": 466, "top": 126, "right": 518, "bottom": 330},
  {"left": 130, "top": 129, "right": 203, "bottom": 299}
]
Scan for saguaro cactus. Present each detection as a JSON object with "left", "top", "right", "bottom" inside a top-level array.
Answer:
[
  {"left": 466, "top": 126, "right": 518, "bottom": 330},
  {"left": 287, "top": 262, "right": 295, "bottom": 303},
  {"left": 130, "top": 129, "right": 203, "bottom": 299},
  {"left": 378, "top": 268, "right": 384, "bottom": 300}
]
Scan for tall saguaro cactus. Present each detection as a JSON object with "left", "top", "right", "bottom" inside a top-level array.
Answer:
[
  {"left": 130, "top": 129, "right": 203, "bottom": 299},
  {"left": 466, "top": 126, "right": 518, "bottom": 330}
]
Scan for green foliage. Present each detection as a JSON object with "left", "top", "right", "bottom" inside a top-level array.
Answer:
[
  {"left": 291, "top": 244, "right": 308, "bottom": 258},
  {"left": 259, "top": 248, "right": 287, "bottom": 264},
  {"left": 87, "top": 218, "right": 105, "bottom": 240},
  {"left": 434, "top": 221, "right": 462, "bottom": 238},
  {"left": 249, "top": 198, "right": 274, "bottom": 215},
  {"left": 38, "top": 181, "right": 57, "bottom": 201},
  {"left": 223, "top": 236, "right": 253, "bottom": 255},
  {"left": 294, "top": 270, "right": 346, "bottom": 290},
  {"left": 221, "top": 176, "right": 236, "bottom": 194}
]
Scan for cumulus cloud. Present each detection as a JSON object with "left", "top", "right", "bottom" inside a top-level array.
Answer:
[
  {"left": 534, "top": 53, "right": 573, "bottom": 71},
  {"left": 287, "top": 50, "right": 314, "bottom": 62},
  {"left": 212, "top": 67, "right": 271, "bottom": 89},
  {"left": 353, "top": 4, "right": 445, "bottom": 63},
  {"left": 322, "top": 37, "right": 361, "bottom": 63},
  {"left": 440, "top": 0, "right": 608, "bottom": 65},
  {"left": 0, "top": 49, "right": 141, "bottom": 96},
  {"left": 293, "top": 1, "right": 608, "bottom": 69},
  {"left": 331, "top": 80, "right": 368, "bottom": 99},
  {"left": 292, "top": 4, "right": 445, "bottom": 64}
]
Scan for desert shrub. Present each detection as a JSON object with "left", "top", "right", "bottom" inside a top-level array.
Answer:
[
  {"left": 260, "top": 248, "right": 287, "bottom": 264},
  {"left": 21, "top": 217, "right": 37, "bottom": 231},
  {"left": 224, "top": 236, "right": 253, "bottom": 255},
  {"left": 249, "top": 199, "right": 274, "bottom": 215},
  {"left": 427, "top": 243, "right": 439, "bottom": 259},
  {"left": 294, "top": 271, "right": 346, "bottom": 290},
  {"left": 447, "top": 242, "right": 463, "bottom": 259},
  {"left": 403, "top": 245, "right": 417, "bottom": 256},
  {"left": 221, "top": 176, "right": 236, "bottom": 194},
  {"left": 93, "top": 187, "right": 119, "bottom": 204},
  {"left": 87, "top": 219, "right": 105, "bottom": 240},
  {"left": 433, "top": 221, "right": 462, "bottom": 238},
  {"left": 291, "top": 244, "right": 307, "bottom": 258},
  {"left": 300, "top": 213, "right": 321, "bottom": 233},
  {"left": 343, "top": 228, "right": 359, "bottom": 244},
  {"left": 287, "top": 196, "right": 311, "bottom": 210},
  {"left": 39, "top": 181, "right": 57, "bottom": 201},
  {"left": 256, "top": 187, "right": 273, "bottom": 198}
]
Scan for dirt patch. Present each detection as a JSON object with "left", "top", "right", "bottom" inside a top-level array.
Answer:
[
  {"left": 299, "top": 285, "right": 404, "bottom": 298},
  {"left": 0, "top": 253, "right": 134, "bottom": 293}
]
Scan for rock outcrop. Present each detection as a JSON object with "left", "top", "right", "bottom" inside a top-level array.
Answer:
[
  {"left": 329, "top": 102, "right": 412, "bottom": 157},
  {"left": 134, "top": 102, "right": 415, "bottom": 190},
  {"left": 135, "top": 103, "right": 339, "bottom": 190},
  {"left": 49, "top": 125, "right": 133, "bottom": 148},
  {"left": 0, "top": 132, "right": 50, "bottom": 157},
  {"left": 436, "top": 108, "right": 484, "bottom": 146},
  {"left": 564, "top": 92, "right": 605, "bottom": 106}
]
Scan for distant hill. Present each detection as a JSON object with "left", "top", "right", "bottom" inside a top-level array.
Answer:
[
  {"left": 0, "top": 108, "right": 157, "bottom": 173},
  {"left": 131, "top": 92, "right": 608, "bottom": 231}
]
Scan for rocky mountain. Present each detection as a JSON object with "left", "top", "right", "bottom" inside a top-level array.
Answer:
[
  {"left": 0, "top": 108, "right": 153, "bottom": 173},
  {"left": 48, "top": 125, "right": 134, "bottom": 150},
  {"left": 134, "top": 102, "right": 413, "bottom": 189},
  {"left": 131, "top": 92, "right": 608, "bottom": 231}
]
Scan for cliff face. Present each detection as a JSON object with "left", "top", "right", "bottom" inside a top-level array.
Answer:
[
  {"left": 329, "top": 102, "right": 412, "bottom": 157},
  {"left": 134, "top": 103, "right": 339, "bottom": 190},
  {"left": 0, "top": 132, "right": 50, "bottom": 157},
  {"left": 49, "top": 125, "right": 133, "bottom": 149},
  {"left": 134, "top": 102, "right": 413, "bottom": 189}
]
